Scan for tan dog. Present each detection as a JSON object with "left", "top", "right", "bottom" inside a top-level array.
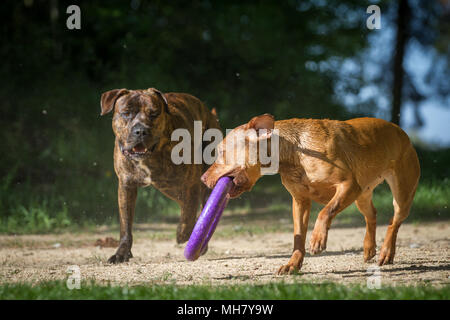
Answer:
[
  {"left": 202, "top": 114, "right": 420, "bottom": 274},
  {"left": 100, "top": 88, "right": 220, "bottom": 263}
]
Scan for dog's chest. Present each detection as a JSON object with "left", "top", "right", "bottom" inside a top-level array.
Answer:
[{"left": 134, "top": 161, "right": 153, "bottom": 186}]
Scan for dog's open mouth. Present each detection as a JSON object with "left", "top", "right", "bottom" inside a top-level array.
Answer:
[
  {"left": 121, "top": 142, "right": 156, "bottom": 159},
  {"left": 130, "top": 143, "right": 148, "bottom": 155}
]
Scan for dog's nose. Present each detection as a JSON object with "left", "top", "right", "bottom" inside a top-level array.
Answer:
[{"left": 132, "top": 124, "right": 149, "bottom": 138}]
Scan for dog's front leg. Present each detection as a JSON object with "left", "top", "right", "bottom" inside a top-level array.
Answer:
[
  {"left": 278, "top": 197, "right": 311, "bottom": 275},
  {"left": 108, "top": 182, "right": 137, "bottom": 264},
  {"left": 176, "top": 185, "right": 201, "bottom": 244}
]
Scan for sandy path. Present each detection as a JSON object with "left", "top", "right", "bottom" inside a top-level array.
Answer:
[{"left": 0, "top": 222, "right": 449, "bottom": 288}]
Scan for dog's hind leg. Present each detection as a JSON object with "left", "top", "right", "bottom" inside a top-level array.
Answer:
[
  {"left": 310, "top": 180, "right": 361, "bottom": 255},
  {"left": 379, "top": 148, "right": 420, "bottom": 265},
  {"left": 355, "top": 191, "right": 377, "bottom": 262}
]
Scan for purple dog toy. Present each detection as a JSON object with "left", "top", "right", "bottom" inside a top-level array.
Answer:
[{"left": 184, "top": 176, "right": 233, "bottom": 261}]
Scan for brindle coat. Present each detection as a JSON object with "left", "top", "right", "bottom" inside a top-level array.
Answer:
[{"left": 100, "top": 88, "right": 220, "bottom": 263}]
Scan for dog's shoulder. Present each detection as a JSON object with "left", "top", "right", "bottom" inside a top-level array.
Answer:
[{"left": 164, "top": 92, "right": 220, "bottom": 130}]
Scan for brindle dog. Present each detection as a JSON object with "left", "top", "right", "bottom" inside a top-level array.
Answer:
[{"left": 100, "top": 88, "right": 220, "bottom": 263}]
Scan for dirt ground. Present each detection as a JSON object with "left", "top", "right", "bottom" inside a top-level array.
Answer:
[{"left": 0, "top": 221, "right": 449, "bottom": 288}]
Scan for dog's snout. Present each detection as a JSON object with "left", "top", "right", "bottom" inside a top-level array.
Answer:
[
  {"left": 201, "top": 172, "right": 209, "bottom": 185},
  {"left": 132, "top": 124, "right": 149, "bottom": 138},
  {"left": 201, "top": 172, "right": 213, "bottom": 189}
]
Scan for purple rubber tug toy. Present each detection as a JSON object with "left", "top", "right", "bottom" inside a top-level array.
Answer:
[{"left": 184, "top": 176, "right": 233, "bottom": 261}]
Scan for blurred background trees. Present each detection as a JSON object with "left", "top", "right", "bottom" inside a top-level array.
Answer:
[{"left": 0, "top": 0, "right": 448, "bottom": 229}]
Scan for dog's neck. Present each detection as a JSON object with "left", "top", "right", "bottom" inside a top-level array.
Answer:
[
  {"left": 274, "top": 124, "right": 304, "bottom": 174},
  {"left": 155, "top": 112, "right": 180, "bottom": 150},
  {"left": 256, "top": 133, "right": 300, "bottom": 177}
]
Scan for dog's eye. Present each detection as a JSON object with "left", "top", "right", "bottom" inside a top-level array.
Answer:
[
  {"left": 149, "top": 111, "right": 159, "bottom": 120},
  {"left": 121, "top": 111, "right": 133, "bottom": 119}
]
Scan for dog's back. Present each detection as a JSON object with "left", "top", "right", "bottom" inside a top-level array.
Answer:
[
  {"left": 275, "top": 117, "right": 419, "bottom": 191},
  {"left": 165, "top": 92, "right": 221, "bottom": 133}
]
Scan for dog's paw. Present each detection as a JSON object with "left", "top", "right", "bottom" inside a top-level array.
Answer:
[
  {"left": 364, "top": 246, "right": 376, "bottom": 262},
  {"left": 309, "top": 229, "right": 327, "bottom": 255},
  {"left": 278, "top": 250, "right": 304, "bottom": 275},
  {"left": 107, "top": 250, "right": 133, "bottom": 264},
  {"left": 378, "top": 246, "right": 395, "bottom": 266},
  {"left": 277, "top": 263, "right": 300, "bottom": 275},
  {"left": 176, "top": 223, "right": 195, "bottom": 244}
]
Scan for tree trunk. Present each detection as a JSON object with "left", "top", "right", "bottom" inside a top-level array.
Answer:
[{"left": 391, "top": 0, "right": 410, "bottom": 126}]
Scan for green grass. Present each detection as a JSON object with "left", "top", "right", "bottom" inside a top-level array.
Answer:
[
  {"left": 0, "top": 202, "right": 72, "bottom": 234},
  {"left": 0, "top": 280, "right": 448, "bottom": 300},
  {"left": 1, "top": 178, "right": 448, "bottom": 235}
]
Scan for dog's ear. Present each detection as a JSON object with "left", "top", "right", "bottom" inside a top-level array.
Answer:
[
  {"left": 100, "top": 89, "right": 129, "bottom": 116},
  {"left": 146, "top": 88, "right": 169, "bottom": 113},
  {"left": 247, "top": 114, "right": 275, "bottom": 140}
]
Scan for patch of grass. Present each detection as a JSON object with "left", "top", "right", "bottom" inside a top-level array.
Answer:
[
  {"left": 0, "top": 202, "right": 72, "bottom": 234},
  {"left": 0, "top": 280, "right": 448, "bottom": 300},
  {"left": 1, "top": 179, "right": 447, "bottom": 235}
]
